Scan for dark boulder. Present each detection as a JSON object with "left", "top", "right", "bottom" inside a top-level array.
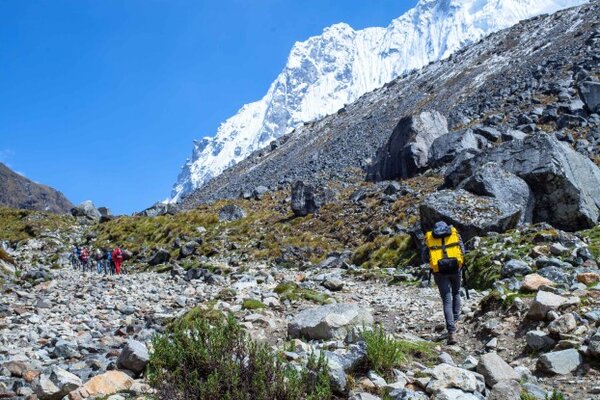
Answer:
[
  {"left": 445, "top": 133, "right": 600, "bottom": 231},
  {"left": 252, "top": 186, "right": 269, "bottom": 200},
  {"left": 179, "top": 241, "right": 199, "bottom": 258},
  {"left": 148, "top": 248, "right": 170, "bottom": 266},
  {"left": 291, "top": 181, "right": 319, "bottom": 216},
  {"left": 218, "top": 204, "right": 246, "bottom": 222},
  {"left": 579, "top": 81, "right": 600, "bottom": 113},
  {"left": 367, "top": 111, "right": 448, "bottom": 181},
  {"left": 458, "top": 162, "right": 535, "bottom": 224},
  {"left": 419, "top": 189, "right": 522, "bottom": 242},
  {"left": 429, "top": 129, "right": 486, "bottom": 167}
]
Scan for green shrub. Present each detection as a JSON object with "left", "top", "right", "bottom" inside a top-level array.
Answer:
[
  {"left": 546, "top": 391, "right": 566, "bottom": 400},
  {"left": 149, "top": 314, "right": 332, "bottom": 400},
  {"left": 363, "top": 325, "right": 436, "bottom": 379},
  {"left": 242, "top": 298, "right": 266, "bottom": 310}
]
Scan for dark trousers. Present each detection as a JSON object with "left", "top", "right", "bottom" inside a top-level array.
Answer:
[{"left": 434, "top": 272, "right": 462, "bottom": 334}]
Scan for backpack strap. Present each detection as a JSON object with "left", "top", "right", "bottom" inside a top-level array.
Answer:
[{"left": 441, "top": 236, "right": 448, "bottom": 259}]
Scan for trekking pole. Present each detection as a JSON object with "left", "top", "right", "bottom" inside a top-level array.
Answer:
[{"left": 462, "top": 266, "right": 470, "bottom": 300}]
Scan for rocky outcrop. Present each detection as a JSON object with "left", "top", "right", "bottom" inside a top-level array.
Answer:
[
  {"left": 428, "top": 129, "right": 486, "bottom": 167},
  {"left": 0, "top": 163, "right": 73, "bottom": 214},
  {"left": 367, "top": 111, "right": 448, "bottom": 181},
  {"left": 458, "top": 162, "right": 534, "bottom": 225},
  {"left": 419, "top": 189, "right": 522, "bottom": 241},
  {"left": 445, "top": 133, "right": 600, "bottom": 231},
  {"left": 70, "top": 201, "right": 101, "bottom": 221}
]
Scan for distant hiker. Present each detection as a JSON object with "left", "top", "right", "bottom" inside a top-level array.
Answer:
[
  {"left": 71, "top": 245, "right": 80, "bottom": 269},
  {"left": 422, "top": 221, "right": 466, "bottom": 345},
  {"left": 112, "top": 246, "right": 124, "bottom": 275},
  {"left": 80, "top": 247, "right": 90, "bottom": 272},
  {"left": 95, "top": 248, "right": 104, "bottom": 274},
  {"left": 105, "top": 248, "right": 113, "bottom": 275}
]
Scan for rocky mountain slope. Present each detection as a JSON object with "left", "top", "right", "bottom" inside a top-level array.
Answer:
[
  {"left": 180, "top": 1, "right": 600, "bottom": 208},
  {"left": 170, "top": 0, "right": 587, "bottom": 203},
  {"left": 0, "top": 163, "right": 73, "bottom": 214}
]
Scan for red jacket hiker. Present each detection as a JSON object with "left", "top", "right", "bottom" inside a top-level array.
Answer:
[{"left": 112, "top": 247, "right": 124, "bottom": 274}]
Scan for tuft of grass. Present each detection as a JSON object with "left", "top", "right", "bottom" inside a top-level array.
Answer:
[
  {"left": 0, "top": 248, "right": 16, "bottom": 265},
  {"left": 274, "top": 282, "right": 331, "bottom": 305},
  {"left": 352, "top": 235, "right": 416, "bottom": 269},
  {"left": 363, "top": 325, "right": 436, "bottom": 379},
  {"left": 0, "top": 207, "right": 77, "bottom": 242},
  {"left": 148, "top": 314, "right": 332, "bottom": 400},
  {"left": 242, "top": 298, "right": 266, "bottom": 310},
  {"left": 581, "top": 225, "right": 600, "bottom": 259}
]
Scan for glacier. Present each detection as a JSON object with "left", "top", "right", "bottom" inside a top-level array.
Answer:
[{"left": 169, "top": 0, "right": 587, "bottom": 203}]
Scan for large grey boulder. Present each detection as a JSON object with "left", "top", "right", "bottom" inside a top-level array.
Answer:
[
  {"left": 527, "top": 291, "right": 569, "bottom": 321},
  {"left": 458, "top": 162, "right": 534, "bottom": 224},
  {"left": 367, "top": 111, "right": 448, "bottom": 180},
  {"left": 445, "top": 133, "right": 600, "bottom": 231},
  {"left": 419, "top": 189, "right": 522, "bottom": 242},
  {"left": 218, "top": 204, "right": 246, "bottom": 221},
  {"left": 291, "top": 180, "right": 320, "bottom": 216},
  {"left": 116, "top": 339, "right": 149, "bottom": 375},
  {"left": 288, "top": 303, "right": 373, "bottom": 340},
  {"left": 425, "top": 363, "right": 479, "bottom": 394},
  {"left": 70, "top": 200, "right": 101, "bottom": 221},
  {"left": 429, "top": 130, "right": 485, "bottom": 167},
  {"left": 579, "top": 81, "right": 600, "bottom": 113},
  {"left": 537, "top": 349, "right": 582, "bottom": 375},
  {"left": 476, "top": 353, "right": 518, "bottom": 387}
]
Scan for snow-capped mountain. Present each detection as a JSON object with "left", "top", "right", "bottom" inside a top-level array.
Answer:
[{"left": 169, "top": 0, "right": 587, "bottom": 203}]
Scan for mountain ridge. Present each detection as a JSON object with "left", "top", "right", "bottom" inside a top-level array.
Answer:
[
  {"left": 180, "top": 0, "right": 599, "bottom": 208},
  {"left": 0, "top": 163, "right": 73, "bottom": 214},
  {"left": 170, "top": 0, "right": 588, "bottom": 203}
]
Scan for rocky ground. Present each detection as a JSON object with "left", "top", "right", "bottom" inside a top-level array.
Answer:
[{"left": 1, "top": 239, "right": 600, "bottom": 399}]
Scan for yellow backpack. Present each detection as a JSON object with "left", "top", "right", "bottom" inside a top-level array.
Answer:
[{"left": 425, "top": 226, "right": 464, "bottom": 273}]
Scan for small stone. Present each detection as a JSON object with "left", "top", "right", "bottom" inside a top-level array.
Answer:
[
  {"left": 527, "top": 291, "right": 568, "bottom": 321},
  {"left": 577, "top": 272, "right": 600, "bottom": 286},
  {"left": 488, "top": 380, "right": 521, "bottom": 400},
  {"left": 526, "top": 330, "right": 556, "bottom": 351},
  {"left": 522, "top": 274, "right": 554, "bottom": 292}
]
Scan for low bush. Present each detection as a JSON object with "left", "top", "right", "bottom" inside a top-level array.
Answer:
[
  {"left": 149, "top": 314, "right": 332, "bottom": 400},
  {"left": 363, "top": 324, "right": 436, "bottom": 379}
]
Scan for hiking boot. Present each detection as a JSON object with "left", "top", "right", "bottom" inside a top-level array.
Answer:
[{"left": 447, "top": 333, "right": 457, "bottom": 345}]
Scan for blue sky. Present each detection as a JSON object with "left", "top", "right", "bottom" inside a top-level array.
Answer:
[{"left": 0, "top": 0, "right": 415, "bottom": 214}]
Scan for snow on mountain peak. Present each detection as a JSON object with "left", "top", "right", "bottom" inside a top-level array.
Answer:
[{"left": 168, "top": 0, "right": 587, "bottom": 203}]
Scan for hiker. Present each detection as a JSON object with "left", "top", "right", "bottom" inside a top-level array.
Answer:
[
  {"left": 71, "top": 245, "right": 80, "bottom": 269},
  {"left": 112, "top": 245, "right": 124, "bottom": 275},
  {"left": 95, "top": 248, "right": 104, "bottom": 274},
  {"left": 80, "top": 247, "right": 90, "bottom": 272},
  {"left": 105, "top": 248, "right": 113, "bottom": 275},
  {"left": 422, "top": 221, "right": 466, "bottom": 345}
]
